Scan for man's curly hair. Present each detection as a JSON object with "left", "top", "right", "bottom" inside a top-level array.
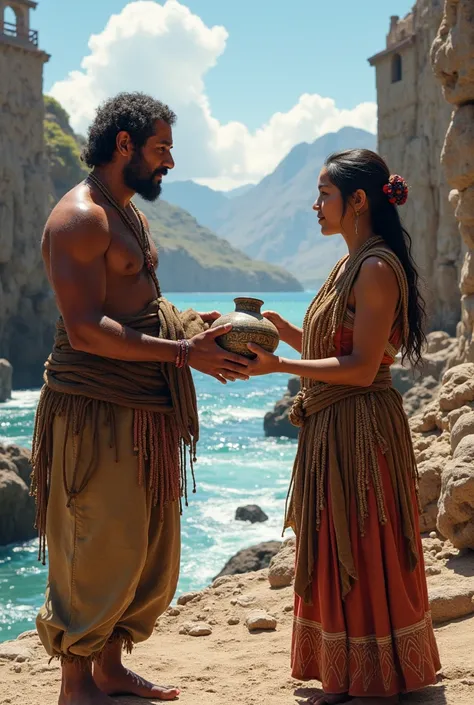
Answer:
[{"left": 81, "top": 92, "right": 177, "bottom": 168}]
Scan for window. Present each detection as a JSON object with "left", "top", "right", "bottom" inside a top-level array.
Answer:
[{"left": 392, "top": 53, "right": 402, "bottom": 83}]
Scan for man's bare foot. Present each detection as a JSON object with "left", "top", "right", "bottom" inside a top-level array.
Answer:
[
  {"left": 59, "top": 661, "right": 114, "bottom": 705},
  {"left": 308, "top": 694, "right": 351, "bottom": 705},
  {"left": 93, "top": 634, "right": 179, "bottom": 700},
  {"left": 94, "top": 665, "right": 179, "bottom": 700}
]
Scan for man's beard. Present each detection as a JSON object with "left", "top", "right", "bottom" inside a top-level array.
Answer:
[{"left": 123, "top": 152, "right": 167, "bottom": 202}]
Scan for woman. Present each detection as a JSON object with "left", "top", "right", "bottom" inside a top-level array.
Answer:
[{"left": 247, "top": 149, "right": 441, "bottom": 704}]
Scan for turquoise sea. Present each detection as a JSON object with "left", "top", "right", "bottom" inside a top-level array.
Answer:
[{"left": 0, "top": 292, "right": 315, "bottom": 642}]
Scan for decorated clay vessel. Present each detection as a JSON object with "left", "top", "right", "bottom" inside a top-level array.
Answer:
[{"left": 211, "top": 297, "right": 279, "bottom": 359}]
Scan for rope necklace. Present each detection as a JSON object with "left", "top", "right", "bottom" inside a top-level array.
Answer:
[{"left": 86, "top": 171, "right": 162, "bottom": 297}]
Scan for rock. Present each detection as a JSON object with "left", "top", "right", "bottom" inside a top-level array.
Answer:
[
  {"left": 268, "top": 543, "right": 295, "bottom": 588},
  {"left": 437, "top": 437, "right": 474, "bottom": 548},
  {"left": 450, "top": 411, "right": 474, "bottom": 453},
  {"left": 390, "top": 362, "right": 416, "bottom": 395},
  {"left": 245, "top": 610, "right": 277, "bottom": 632},
  {"left": 17, "top": 631, "right": 38, "bottom": 641},
  {"left": 211, "top": 576, "right": 235, "bottom": 590},
  {"left": 231, "top": 595, "right": 256, "bottom": 608},
  {"left": 166, "top": 607, "right": 181, "bottom": 617},
  {"left": 439, "top": 364, "right": 474, "bottom": 412},
  {"left": 429, "top": 584, "right": 474, "bottom": 623},
  {"left": 263, "top": 377, "right": 299, "bottom": 439},
  {"left": 429, "top": 532, "right": 438, "bottom": 539},
  {"left": 0, "top": 456, "right": 36, "bottom": 546},
  {"left": 188, "top": 623, "right": 212, "bottom": 637},
  {"left": 0, "top": 642, "right": 34, "bottom": 662},
  {"left": 178, "top": 622, "right": 193, "bottom": 635},
  {"left": 0, "top": 359, "right": 12, "bottom": 402},
  {"left": 214, "top": 541, "right": 281, "bottom": 579},
  {"left": 5, "top": 444, "right": 33, "bottom": 486},
  {"left": 403, "top": 376, "right": 440, "bottom": 417},
  {"left": 417, "top": 456, "right": 444, "bottom": 532},
  {"left": 227, "top": 616, "right": 240, "bottom": 625},
  {"left": 235, "top": 505, "right": 268, "bottom": 524},
  {"left": 177, "top": 592, "right": 201, "bottom": 606}
]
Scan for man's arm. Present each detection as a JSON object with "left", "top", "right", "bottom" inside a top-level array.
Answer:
[
  {"left": 47, "top": 207, "right": 249, "bottom": 380},
  {"left": 48, "top": 208, "right": 178, "bottom": 362}
]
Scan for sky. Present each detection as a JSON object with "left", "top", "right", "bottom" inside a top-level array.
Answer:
[{"left": 25, "top": 0, "right": 415, "bottom": 189}]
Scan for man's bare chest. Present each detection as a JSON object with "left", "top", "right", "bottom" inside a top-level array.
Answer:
[{"left": 105, "top": 214, "right": 158, "bottom": 278}]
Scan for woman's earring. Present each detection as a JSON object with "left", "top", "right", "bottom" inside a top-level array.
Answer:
[{"left": 355, "top": 210, "right": 359, "bottom": 236}]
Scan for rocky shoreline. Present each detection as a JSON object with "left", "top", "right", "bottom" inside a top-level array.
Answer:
[{"left": 0, "top": 535, "right": 473, "bottom": 704}]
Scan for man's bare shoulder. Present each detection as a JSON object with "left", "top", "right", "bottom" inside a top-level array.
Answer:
[{"left": 45, "top": 183, "right": 111, "bottom": 255}]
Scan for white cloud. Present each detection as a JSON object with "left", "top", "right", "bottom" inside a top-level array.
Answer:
[{"left": 50, "top": 0, "right": 377, "bottom": 190}]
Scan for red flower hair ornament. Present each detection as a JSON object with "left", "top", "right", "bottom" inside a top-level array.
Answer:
[{"left": 383, "top": 174, "right": 408, "bottom": 206}]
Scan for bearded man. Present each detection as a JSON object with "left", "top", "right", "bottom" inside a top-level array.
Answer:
[{"left": 33, "top": 92, "right": 248, "bottom": 705}]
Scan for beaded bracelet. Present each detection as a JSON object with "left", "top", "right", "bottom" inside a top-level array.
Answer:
[{"left": 175, "top": 339, "right": 190, "bottom": 368}]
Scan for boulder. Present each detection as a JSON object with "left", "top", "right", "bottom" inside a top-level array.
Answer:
[
  {"left": 0, "top": 444, "right": 36, "bottom": 546},
  {"left": 439, "top": 364, "right": 474, "bottom": 412},
  {"left": 0, "top": 359, "right": 12, "bottom": 402},
  {"left": 437, "top": 435, "right": 474, "bottom": 548},
  {"left": 263, "top": 377, "right": 299, "bottom": 439},
  {"left": 235, "top": 505, "right": 268, "bottom": 524},
  {"left": 417, "top": 456, "right": 444, "bottom": 533},
  {"left": 429, "top": 583, "right": 474, "bottom": 623},
  {"left": 214, "top": 541, "right": 281, "bottom": 580},
  {"left": 245, "top": 610, "right": 277, "bottom": 632},
  {"left": 268, "top": 540, "right": 295, "bottom": 588}
]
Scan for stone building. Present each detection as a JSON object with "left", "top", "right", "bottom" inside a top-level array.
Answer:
[
  {"left": 369, "top": 0, "right": 460, "bottom": 333},
  {"left": 0, "top": 1, "right": 55, "bottom": 387}
]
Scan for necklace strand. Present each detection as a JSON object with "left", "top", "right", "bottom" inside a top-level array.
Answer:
[{"left": 86, "top": 172, "right": 161, "bottom": 297}]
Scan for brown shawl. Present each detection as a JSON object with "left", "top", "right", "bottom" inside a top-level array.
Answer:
[
  {"left": 31, "top": 298, "right": 205, "bottom": 563},
  {"left": 284, "top": 237, "right": 420, "bottom": 604}
]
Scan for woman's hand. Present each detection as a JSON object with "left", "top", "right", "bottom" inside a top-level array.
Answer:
[
  {"left": 262, "top": 310, "right": 291, "bottom": 337},
  {"left": 246, "top": 343, "right": 281, "bottom": 376},
  {"left": 263, "top": 311, "right": 303, "bottom": 353}
]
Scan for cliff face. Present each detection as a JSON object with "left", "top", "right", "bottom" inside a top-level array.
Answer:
[
  {"left": 0, "top": 43, "right": 56, "bottom": 388},
  {"left": 370, "top": 0, "right": 461, "bottom": 333}
]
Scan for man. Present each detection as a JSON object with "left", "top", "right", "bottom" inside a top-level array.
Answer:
[{"left": 32, "top": 92, "right": 249, "bottom": 705}]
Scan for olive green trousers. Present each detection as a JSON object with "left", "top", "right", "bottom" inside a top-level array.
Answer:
[{"left": 36, "top": 404, "right": 180, "bottom": 661}]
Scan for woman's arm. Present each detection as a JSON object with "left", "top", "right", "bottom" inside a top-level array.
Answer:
[{"left": 248, "top": 257, "right": 400, "bottom": 387}]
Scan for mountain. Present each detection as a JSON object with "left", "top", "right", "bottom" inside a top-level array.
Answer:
[
  {"left": 214, "top": 127, "right": 377, "bottom": 286},
  {"left": 226, "top": 184, "right": 255, "bottom": 199},
  {"left": 161, "top": 180, "right": 229, "bottom": 232},
  {"left": 161, "top": 128, "right": 377, "bottom": 287},
  {"left": 135, "top": 198, "right": 303, "bottom": 293}
]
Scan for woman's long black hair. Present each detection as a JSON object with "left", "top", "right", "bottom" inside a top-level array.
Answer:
[{"left": 325, "top": 148, "right": 426, "bottom": 368}]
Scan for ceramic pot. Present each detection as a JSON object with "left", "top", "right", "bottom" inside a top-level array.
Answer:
[{"left": 211, "top": 297, "right": 279, "bottom": 359}]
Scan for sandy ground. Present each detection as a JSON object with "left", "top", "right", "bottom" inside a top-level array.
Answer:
[{"left": 0, "top": 565, "right": 473, "bottom": 705}]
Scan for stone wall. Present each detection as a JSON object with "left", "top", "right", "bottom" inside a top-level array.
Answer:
[
  {"left": 369, "top": 0, "right": 461, "bottom": 333},
  {"left": 0, "top": 39, "right": 56, "bottom": 388},
  {"left": 427, "top": 0, "right": 474, "bottom": 549}
]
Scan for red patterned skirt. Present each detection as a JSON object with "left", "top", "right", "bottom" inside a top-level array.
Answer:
[{"left": 291, "top": 451, "right": 441, "bottom": 697}]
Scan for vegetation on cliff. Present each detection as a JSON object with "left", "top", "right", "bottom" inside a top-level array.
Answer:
[{"left": 44, "top": 96, "right": 88, "bottom": 203}]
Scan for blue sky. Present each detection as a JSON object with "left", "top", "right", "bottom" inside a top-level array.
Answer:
[{"left": 27, "top": 0, "right": 414, "bottom": 187}]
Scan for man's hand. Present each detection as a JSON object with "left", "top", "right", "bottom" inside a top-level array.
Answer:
[
  {"left": 188, "top": 325, "right": 249, "bottom": 383},
  {"left": 197, "top": 311, "right": 221, "bottom": 324}
]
